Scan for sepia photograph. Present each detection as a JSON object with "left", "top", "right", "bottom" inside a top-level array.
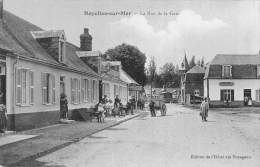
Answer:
[{"left": 0, "top": 0, "right": 260, "bottom": 166}]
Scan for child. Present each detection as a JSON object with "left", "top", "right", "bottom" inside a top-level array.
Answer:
[{"left": 97, "top": 103, "right": 105, "bottom": 123}]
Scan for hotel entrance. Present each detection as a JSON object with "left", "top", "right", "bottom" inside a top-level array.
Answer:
[{"left": 244, "top": 89, "right": 251, "bottom": 106}]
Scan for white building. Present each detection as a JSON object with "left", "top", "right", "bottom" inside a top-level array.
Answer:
[{"left": 204, "top": 54, "right": 260, "bottom": 107}]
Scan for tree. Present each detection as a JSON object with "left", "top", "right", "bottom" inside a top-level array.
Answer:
[
  {"left": 103, "top": 43, "right": 147, "bottom": 85},
  {"left": 160, "top": 63, "right": 175, "bottom": 87},
  {"left": 157, "top": 62, "right": 181, "bottom": 88},
  {"left": 189, "top": 56, "right": 196, "bottom": 69},
  {"left": 147, "top": 56, "right": 156, "bottom": 98}
]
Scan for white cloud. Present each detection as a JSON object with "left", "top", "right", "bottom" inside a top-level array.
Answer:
[{"left": 109, "top": 9, "right": 229, "bottom": 67}]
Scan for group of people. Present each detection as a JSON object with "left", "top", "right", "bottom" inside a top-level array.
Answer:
[
  {"left": 95, "top": 95, "right": 137, "bottom": 122},
  {"left": 244, "top": 96, "right": 252, "bottom": 106}
]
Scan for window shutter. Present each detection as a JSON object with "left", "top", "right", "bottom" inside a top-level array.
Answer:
[
  {"left": 71, "top": 78, "right": 74, "bottom": 103},
  {"left": 41, "top": 73, "right": 47, "bottom": 104},
  {"left": 89, "top": 80, "right": 93, "bottom": 102},
  {"left": 230, "top": 66, "right": 232, "bottom": 77},
  {"left": 231, "top": 90, "right": 234, "bottom": 101},
  {"left": 16, "top": 68, "right": 22, "bottom": 104},
  {"left": 220, "top": 90, "right": 224, "bottom": 101},
  {"left": 77, "top": 79, "right": 81, "bottom": 103},
  {"left": 29, "top": 71, "right": 34, "bottom": 104},
  {"left": 96, "top": 81, "right": 99, "bottom": 101},
  {"left": 21, "top": 70, "right": 27, "bottom": 104},
  {"left": 256, "top": 90, "right": 259, "bottom": 102},
  {"left": 81, "top": 79, "right": 85, "bottom": 102},
  {"left": 52, "top": 74, "right": 56, "bottom": 104},
  {"left": 87, "top": 79, "right": 90, "bottom": 102}
]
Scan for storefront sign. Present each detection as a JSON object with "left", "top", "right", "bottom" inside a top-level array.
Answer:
[
  {"left": 219, "top": 82, "right": 234, "bottom": 86},
  {"left": 129, "top": 85, "right": 143, "bottom": 91}
]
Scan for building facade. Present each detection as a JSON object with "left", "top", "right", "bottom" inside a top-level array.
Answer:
[
  {"left": 180, "top": 65, "right": 205, "bottom": 104},
  {"left": 204, "top": 54, "right": 260, "bottom": 107},
  {"left": 0, "top": 7, "right": 100, "bottom": 131}
]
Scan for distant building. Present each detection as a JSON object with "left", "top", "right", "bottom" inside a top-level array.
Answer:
[
  {"left": 204, "top": 54, "right": 260, "bottom": 107},
  {"left": 180, "top": 65, "right": 205, "bottom": 104}
]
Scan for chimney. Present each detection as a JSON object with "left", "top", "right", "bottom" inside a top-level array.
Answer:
[
  {"left": 80, "top": 28, "right": 92, "bottom": 51},
  {"left": 0, "top": 0, "right": 3, "bottom": 19}
]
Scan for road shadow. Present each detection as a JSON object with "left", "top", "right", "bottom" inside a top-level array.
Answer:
[
  {"left": 106, "top": 127, "right": 128, "bottom": 131},
  {"left": 10, "top": 159, "right": 66, "bottom": 167},
  {"left": 157, "top": 114, "right": 175, "bottom": 117},
  {"left": 87, "top": 135, "right": 108, "bottom": 139},
  {"left": 204, "top": 120, "right": 216, "bottom": 122},
  {"left": 134, "top": 118, "right": 147, "bottom": 121}
]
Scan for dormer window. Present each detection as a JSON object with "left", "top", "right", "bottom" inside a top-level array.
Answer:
[
  {"left": 31, "top": 30, "right": 66, "bottom": 63},
  {"left": 222, "top": 65, "right": 232, "bottom": 78}
]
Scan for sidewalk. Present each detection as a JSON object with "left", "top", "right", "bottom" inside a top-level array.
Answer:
[{"left": 0, "top": 111, "right": 143, "bottom": 167}]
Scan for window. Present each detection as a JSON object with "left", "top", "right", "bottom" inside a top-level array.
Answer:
[
  {"left": 16, "top": 68, "right": 34, "bottom": 105},
  {"left": 114, "top": 85, "right": 119, "bottom": 98},
  {"left": 71, "top": 78, "right": 80, "bottom": 104},
  {"left": 81, "top": 79, "right": 89, "bottom": 102},
  {"left": 222, "top": 65, "right": 232, "bottom": 78},
  {"left": 119, "top": 86, "right": 123, "bottom": 99},
  {"left": 194, "top": 89, "right": 200, "bottom": 96},
  {"left": 92, "top": 80, "right": 97, "bottom": 102},
  {"left": 256, "top": 90, "right": 260, "bottom": 102},
  {"left": 42, "top": 73, "right": 55, "bottom": 104},
  {"left": 220, "top": 89, "right": 234, "bottom": 102}
]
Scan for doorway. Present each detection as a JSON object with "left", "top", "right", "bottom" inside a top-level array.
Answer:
[
  {"left": 244, "top": 89, "right": 251, "bottom": 106},
  {"left": 0, "top": 75, "right": 6, "bottom": 105},
  {"left": 60, "top": 76, "right": 66, "bottom": 119}
]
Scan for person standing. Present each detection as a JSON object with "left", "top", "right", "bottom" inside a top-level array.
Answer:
[
  {"left": 149, "top": 100, "right": 156, "bottom": 117},
  {"left": 129, "top": 96, "right": 135, "bottom": 115},
  {"left": 60, "top": 93, "right": 68, "bottom": 119},
  {"left": 200, "top": 97, "right": 209, "bottom": 122},
  {"left": 0, "top": 90, "right": 7, "bottom": 133},
  {"left": 248, "top": 97, "right": 252, "bottom": 107}
]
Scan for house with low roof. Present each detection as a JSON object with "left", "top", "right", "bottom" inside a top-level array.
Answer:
[
  {"left": 204, "top": 53, "right": 260, "bottom": 107},
  {"left": 0, "top": 2, "right": 100, "bottom": 131}
]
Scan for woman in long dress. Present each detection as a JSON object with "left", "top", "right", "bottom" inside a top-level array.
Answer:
[{"left": 200, "top": 98, "right": 209, "bottom": 122}]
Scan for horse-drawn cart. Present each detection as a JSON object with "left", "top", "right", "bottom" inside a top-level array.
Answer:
[{"left": 150, "top": 97, "right": 167, "bottom": 116}]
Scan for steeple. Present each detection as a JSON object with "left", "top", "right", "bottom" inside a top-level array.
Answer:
[{"left": 180, "top": 51, "right": 189, "bottom": 72}]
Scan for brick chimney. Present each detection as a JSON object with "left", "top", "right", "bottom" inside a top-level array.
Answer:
[
  {"left": 80, "top": 28, "right": 92, "bottom": 51},
  {"left": 0, "top": 0, "right": 3, "bottom": 19}
]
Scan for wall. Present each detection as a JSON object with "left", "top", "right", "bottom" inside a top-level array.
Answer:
[
  {"left": 208, "top": 79, "right": 260, "bottom": 101},
  {"left": 6, "top": 56, "right": 99, "bottom": 130},
  {"left": 102, "top": 79, "right": 127, "bottom": 105}
]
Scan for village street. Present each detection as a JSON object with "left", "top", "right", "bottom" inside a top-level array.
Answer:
[{"left": 32, "top": 104, "right": 260, "bottom": 167}]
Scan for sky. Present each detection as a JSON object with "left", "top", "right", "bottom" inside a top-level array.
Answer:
[{"left": 4, "top": 0, "right": 260, "bottom": 68}]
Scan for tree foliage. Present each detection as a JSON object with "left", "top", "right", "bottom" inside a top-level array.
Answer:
[
  {"left": 103, "top": 43, "right": 146, "bottom": 85},
  {"left": 147, "top": 56, "right": 156, "bottom": 83},
  {"left": 189, "top": 55, "right": 196, "bottom": 69},
  {"left": 159, "top": 62, "right": 181, "bottom": 88}
]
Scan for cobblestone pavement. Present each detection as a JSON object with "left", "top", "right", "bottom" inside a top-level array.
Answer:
[
  {"left": 0, "top": 112, "right": 142, "bottom": 167},
  {"left": 31, "top": 104, "right": 260, "bottom": 167}
]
